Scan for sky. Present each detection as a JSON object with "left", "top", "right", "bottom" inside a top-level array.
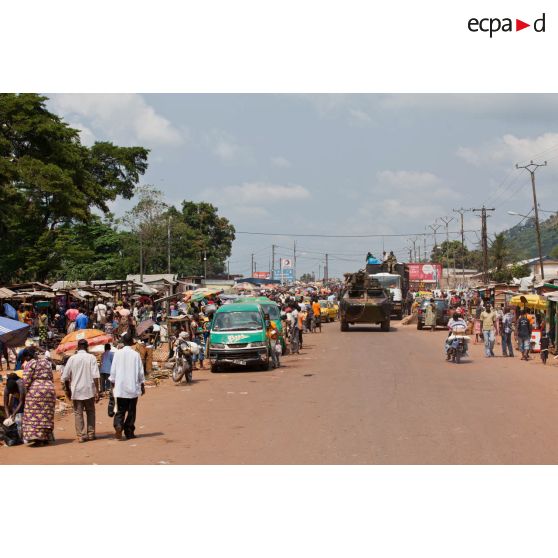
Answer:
[{"left": 46, "top": 94, "right": 558, "bottom": 279}]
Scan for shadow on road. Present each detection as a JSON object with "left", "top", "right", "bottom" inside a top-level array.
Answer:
[{"left": 342, "top": 326, "right": 399, "bottom": 333}]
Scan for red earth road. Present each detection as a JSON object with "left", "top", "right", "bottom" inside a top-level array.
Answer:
[{"left": 2, "top": 321, "right": 558, "bottom": 464}]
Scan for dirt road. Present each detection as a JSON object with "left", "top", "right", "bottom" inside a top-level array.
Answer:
[{"left": 2, "top": 322, "right": 558, "bottom": 464}]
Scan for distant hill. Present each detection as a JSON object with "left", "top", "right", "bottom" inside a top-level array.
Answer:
[{"left": 502, "top": 212, "right": 558, "bottom": 259}]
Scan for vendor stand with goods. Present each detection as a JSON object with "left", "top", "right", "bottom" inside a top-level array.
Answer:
[{"left": 510, "top": 294, "right": 548, "bottom": 353}]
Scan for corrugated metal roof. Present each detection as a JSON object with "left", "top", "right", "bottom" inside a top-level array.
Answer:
[{"left": 0, "top": 287, "right": 16, "bottom": 298}]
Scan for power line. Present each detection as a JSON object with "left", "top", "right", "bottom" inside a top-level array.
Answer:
[{"left": 236, "top": 229, "right": 474, "bottom": 238}]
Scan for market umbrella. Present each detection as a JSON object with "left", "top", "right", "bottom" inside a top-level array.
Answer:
[
  {"left": 56, "top": 329, "right": 113, "bottom": 354},
  {"left": 510, "top": 294, "right": 548, "bottom": 311},
  {"left": 0, "top": 317, "right": 30, "bottom": 347},
  {"left": 136, "top": 318, "right": 155, "bottom": 336},
  {"left": 233, "top": 282, "right": 257, "bottom": 292},
  {"left": 190, "top": 288, "right": 222, "bottom": 302}
]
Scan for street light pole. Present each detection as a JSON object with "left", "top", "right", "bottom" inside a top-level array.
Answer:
[
  {"left": 203, "top": 250, "right": 207, "bottom": 283},
  {"left": 167, "top": 215, "right": 172, "bottom": 274},
  {"left": 516, "top": 160, "right": 547, "bottom": 280}
]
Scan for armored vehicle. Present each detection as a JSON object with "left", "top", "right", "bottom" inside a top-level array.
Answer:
[
  {"left": 339, "top": 270, "right": 392, "bottom": 331},
  {"left": 366, "top": 262, "right": 410, "bottom": 320}
]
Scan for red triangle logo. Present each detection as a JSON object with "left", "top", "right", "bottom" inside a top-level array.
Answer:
[{"left": 516, "top": 19, "right": 530, "bottom": 31}]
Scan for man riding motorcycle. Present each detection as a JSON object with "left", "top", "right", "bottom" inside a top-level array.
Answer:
[{"left": 445, "top": 312, "right": 469, "bottom": 361}]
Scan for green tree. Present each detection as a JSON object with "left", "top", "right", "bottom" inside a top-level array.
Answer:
[
  {"left": 0, "top": 93, "right": 149, "bottom": 282},
  {"left": 166, "top": 201, "right": 236, "bottom": 276},
  {"left": 49, "top": 215, "right": 129, "bottom": 281},
  {"left": 299, "top": 273, "right": 314, "bottom": 283},
  {"left": 430, "top": 240, "right": 481, "bottom": 270},
  {"left": 122, "top": 185, "right": 168, "bottom": 276},
  {"left": 490, "top": 233, "right": 510, "bottom": 273},
  {"left": 121, "top": 199, "right": 236, "bottom": 278}
]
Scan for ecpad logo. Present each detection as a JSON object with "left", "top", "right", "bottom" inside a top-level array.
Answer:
[{"left": 468, "top": 13, "right": 546, "bottom": 37}]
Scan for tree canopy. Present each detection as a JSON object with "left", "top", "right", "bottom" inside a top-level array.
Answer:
[
  {"left": 0, "top": 94, "right": 236, "bottom": 283},
  {"left": 0, "top": 93, "right": 149, "bottom": 282}
]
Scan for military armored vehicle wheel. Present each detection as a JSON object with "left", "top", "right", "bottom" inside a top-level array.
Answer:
[
  {"left": 380, "top": 319, "right": 390, "bottom": 332},
  {"left": 211, "top": 362, "right": 220, "bottom": 373},
  {"left": 340, "top": 320, "right": 349, "bottom": 331}
]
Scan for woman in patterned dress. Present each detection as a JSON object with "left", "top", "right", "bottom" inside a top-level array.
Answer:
[{"left": 22, "top": 348, "right": 56, "bottom": 446}]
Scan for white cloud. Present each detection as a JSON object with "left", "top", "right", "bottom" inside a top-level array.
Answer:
[
  {"left": 200, "top": 182, "right": 310, "bottom": 206},
  {"left": 376, "top": 170, "right": 460, "bottom": 200},
  {"left": 227, "top": 206, "right": 270, "bottom": 219},
  {"left": 205, "top": 129, "right": 252, "bottom": 164},
  {"left": 348, "top": 108, "right": 373, "bottom": 125},
  {"left": 68, "top": 121, "right": 96, "bottom": 146},
  {"left": 457, "top": 132, "right": 558, "bottom": 167},
  {"left": 49, "top": 94, "right": 184, "bottom": 147},
  {"left": 377, "top": 170, "right": 440, "bottom": 189},
  {"left": 270, "top": 155, "right": 291, "bottom": 168}
]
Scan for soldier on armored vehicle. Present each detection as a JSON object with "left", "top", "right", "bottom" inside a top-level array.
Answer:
[{"left": 338, "top": 271, "right": 392, "bottom": 332}]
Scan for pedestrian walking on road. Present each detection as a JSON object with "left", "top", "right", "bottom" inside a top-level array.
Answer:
[
  {"left": 21, "top": 347, "right": 56, "bottom": 446},
  {"left": 109, "top": 332, "right": 145, "bottom": 441},
  {"left": 99, "top": 343, "right": 114, "bottom": 394},
  {"left": 501, "top": 307, "right": 514, "bottom": 357},
  {"left": 425, "top": 299, "right": 436, "bottom": 332},
  {"left": 480, "top": 304, "right": 496, "bottom": 357},
  {"left": 62, "top": 339, "right": 100, "bottom": 442},
  {"left": 516, "top": 309, "right": 533, "bottom": 361}
]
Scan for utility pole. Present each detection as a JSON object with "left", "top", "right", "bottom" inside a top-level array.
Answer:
[
  {"left": 293, "top": 240, "right": 297, "bottom": 282},
  {"left": 271, "top": 244, "right": 276, "bottom": 281},
  {"left": 325, "top": 253, "right": 329, "bottom": 283},
  {"left": 251, "top": 253, "right": 254, "bottom": 277},
  {"left": 167, "top": 215, "right": 172, "bottom": 274},
  {"left": 428, "top": 223, "right": 441, "bottom": 263},
  {"left": 439, "top": 216, "right": 455, "bottom": 288},
  {"left": 516, "top": 160, "right": 547, "bottom": 280},
  {"left": 227, "top": 260, "right": 230, "bottom": 280},
  {"left": 412, "top": 237, "right": 420, "bottom": 262},
  {"left": 139, "top": 231, "right": 144, "bottom": 283},
  {"left": 453, "top": 208, "right": 473, "bottom": 286},
  {"left": 472, "top": 206, "right": 495, "bottom": 285}
]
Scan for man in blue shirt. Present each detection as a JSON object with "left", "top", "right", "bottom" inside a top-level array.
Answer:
[
  {"left": 99, "top": 343, "right": 114, "bottom": 394},
  {"left": 75, "top": 308, "right": 89, "bottom": 330}
]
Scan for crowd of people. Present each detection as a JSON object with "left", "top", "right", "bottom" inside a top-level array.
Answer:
[
  {"left": 407, "top": 288, "right": 552, "bottom": 363},
  {"left": 1, "top": 285, "right": 340, "bottom": 448}
]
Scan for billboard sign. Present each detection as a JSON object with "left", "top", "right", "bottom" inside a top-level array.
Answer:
[
  {"left": 273, "top": 268, "right": 294, "bottom": 282},
  {"left": 408, "top": 263, "right": 442, "bottom": 283},
  {"left": 280, "top": 258, "right": 293, "bottom": 268},
  {"left": 252, "top": 271, "right": 270, "bottom": 279}
]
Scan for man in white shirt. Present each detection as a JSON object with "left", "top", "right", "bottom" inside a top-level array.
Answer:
[
  {"left": 61, "top": 339, "right": 100, "bottom": 443},
  {"left": 93, "top": 300, "right": 107, "bottom": 326},
  {"left": 109, "top": 332, "right": 145, "bottom": 440}
]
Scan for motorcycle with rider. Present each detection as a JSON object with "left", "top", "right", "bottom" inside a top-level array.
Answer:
[{"left": 445, "top": 311, "right": 470, "bottom": 364}]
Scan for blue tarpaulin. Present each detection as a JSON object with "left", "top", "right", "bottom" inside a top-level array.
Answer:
[
  {"left": 0, "top": 317, "right": 30, "bottom": 347},
  {"left": 3, "top": 303, "right": 17, "bottom": 319}
]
